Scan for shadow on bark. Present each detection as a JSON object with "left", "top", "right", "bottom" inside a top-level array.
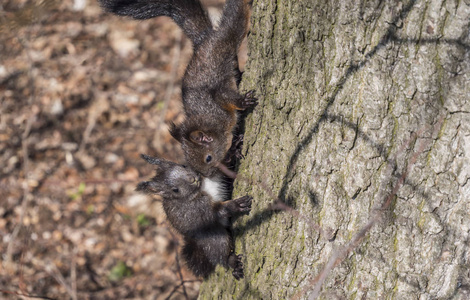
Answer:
[
  {"left": 235, "top": 0, "right": 419, "bottom": 235},
  {"left": 223, "top": 0, "right": 469, "bottom": 295},
  {"left": 234, "top": 0, "right": 468, "bottom": 241}
]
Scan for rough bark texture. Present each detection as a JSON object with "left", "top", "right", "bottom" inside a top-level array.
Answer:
[{"left": 199, "top": 0, "right": 470, "bottom": 299}]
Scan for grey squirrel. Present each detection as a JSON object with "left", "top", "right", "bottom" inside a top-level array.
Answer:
[
  {"left": 99, "top": 0, "right": 258, "bottom": 178},
  {"left": 136, "top": 154, "right": 252, "bottom": 279}
]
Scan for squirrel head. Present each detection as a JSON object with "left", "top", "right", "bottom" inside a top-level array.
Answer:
[
  {"left": 136, "top": 154, "right": 201, "bottom": 200},
  {"left": 169, "top": 122, "right": 231, "bottom": 177}
]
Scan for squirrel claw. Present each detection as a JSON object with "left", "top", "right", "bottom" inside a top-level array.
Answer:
[
  {"left": 241, "top": 90, "right": 258, "bottom": 109},
  {"left": 224, "top": 134, "right": 245, "bottom": 163},
  {"left": 232, "top": 254, "right": 244, "bottom": 280},
  {"left": 235, "top": 150, "right": 245, "bottom": 160},
  {"left": 234, "top": 196, "right": 252, "bottom": 213},
  {"left": 232, "top": 269, "right": 244, "bottom": 280},
  {"left": 233, "top": 134, "right": 245, "bottom": 159}
]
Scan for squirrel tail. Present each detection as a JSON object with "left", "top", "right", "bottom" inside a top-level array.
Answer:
[
  {"left": 99, "top": 0, "right": 213, "bottom": 47},
  {"left": 181, "top": 238, "right": 215, "bottom": 278},
  {"left": 216, "top": 0, "right": 251, "bottom": 48}
]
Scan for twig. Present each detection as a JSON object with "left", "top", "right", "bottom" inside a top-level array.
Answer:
[
  {"left": 42, "top": 177, "right": 136, "bottom": 187},
  {"left": 78, "top": 93, "right": 112, "bottom": 152},
  {"left": 4, "top": 34, "right": 37, "bottom": 273},
  {"left": 166, "top": 230, "right": 189, "bottom": 300},
  {"left": 71, "top": 248, "right": 78, "bottom": 300},
  {"left": 0, "top": 289, "right": 57, "bottom": 300},
  {"left": 44, "top": 260, "right": 77, "bottom": 300},
  {"left": 79, "top": 103, "right": 99, "bottom": 153},
  {"left": 305, "top": 116, "right": 445, "bottom": 299},
  {"left": 217, "top": 114, "right": 443, "bottom": 300},
  {"left": 165, "top": 280, "right": 202, "bottom": 300},
  {"left": 217, "top": 163, "right": 325, "bottom": 234},
  {"left": 18, "top": 228, "right": 30, "bottom": 294},
  {"left": 270, "top": 200, "right": 324, "bottom": 236}
]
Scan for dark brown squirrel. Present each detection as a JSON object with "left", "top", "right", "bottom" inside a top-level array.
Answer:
[
  {"left": 136, "top": 154, "right": 252, "bottom": 279},
  {"left": 99, "top": 0, "right": 258, "bottom": 178}
]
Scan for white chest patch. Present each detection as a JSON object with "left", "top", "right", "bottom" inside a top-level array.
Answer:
[{"left": 201, "top": 177, "right": 225, "bottom": 202}]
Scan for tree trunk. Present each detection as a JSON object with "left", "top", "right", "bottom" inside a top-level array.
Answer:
[{"left": 199, "top": 0, "right": 470, "bottom": 299}]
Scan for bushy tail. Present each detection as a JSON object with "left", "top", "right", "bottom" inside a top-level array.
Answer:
[
  {"left": 181, "top": 238, "right": 215, "bottom": 278},
  {"left": 216, "top": 0, "right": 251, "bottom": 49},
  {"left": 99, "top": 0, "right": 212, "bottom": 47}
]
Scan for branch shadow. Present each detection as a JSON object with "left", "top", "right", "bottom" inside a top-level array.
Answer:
[
  {"left": 235, "top": 0, "right": 420, "bottom": 235},
  {"left": 235, "top": 0, "right": 468, "bottom": 239}
]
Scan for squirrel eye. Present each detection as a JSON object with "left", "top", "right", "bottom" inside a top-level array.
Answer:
[
  {"left": 205, "top": 155, "right": 212, "bottom": 163},
  {"left": 172, "top": 188, "right": 179, "bottom": 193}
]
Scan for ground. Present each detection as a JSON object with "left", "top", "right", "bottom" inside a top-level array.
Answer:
[{"left": 0, "top": 0, "right": 234, "bottom": 299}]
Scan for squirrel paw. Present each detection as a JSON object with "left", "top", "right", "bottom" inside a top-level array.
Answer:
[
  {"left": 224, "top": 134, "right": 245, "bottom": 163},
  {"left": 231, "top": 254, "right": 244, "bottom": 280},
  {"left": 241, "top": 90, "right": 258, "bottom": 109},
  {"left": 233, "top": 134, "right": 245, "bottom": 159},
  {"left": 233, "top": 195, "right": 252, "bottom": 214}
]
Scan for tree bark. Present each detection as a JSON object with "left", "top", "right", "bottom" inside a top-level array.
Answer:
[{"left": 199, "top": 0, "right": 470, "bottom": 299}]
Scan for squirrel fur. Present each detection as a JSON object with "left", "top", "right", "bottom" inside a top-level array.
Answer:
[
  {"left": 99, "top": 0, "right": 257, "bottom": 177},
  {"left": 136, "top": 154, "right": 252, "bottom": 279}
]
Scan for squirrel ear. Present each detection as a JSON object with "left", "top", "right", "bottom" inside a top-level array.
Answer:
[
  {"left": 169, "top": 122, "right": 182, "bottom": 143},
  {"left": 141, "top": 154, "right": 163, "bottom": 165},
  {"left": 189, "top": 130, "right": 213, "bottom": 145},
  {"left": 136, "top": 181, "right": 166, "bottom": 196}
]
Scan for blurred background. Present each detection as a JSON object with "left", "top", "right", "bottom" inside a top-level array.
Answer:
[{"left": 0, "top": 0, "right": 245, "bottom": 298}]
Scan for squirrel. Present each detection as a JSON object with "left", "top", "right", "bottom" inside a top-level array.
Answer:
[
  {"left": 99, "top": 0, "right": 258, "bottom": 178},
  {"left": 136, "top": 154, "right": 252, "bottom": 279}
]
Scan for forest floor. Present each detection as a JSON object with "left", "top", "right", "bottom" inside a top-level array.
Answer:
[{"left": 0, "top": 0, "right": 237, "bottom": 299}]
